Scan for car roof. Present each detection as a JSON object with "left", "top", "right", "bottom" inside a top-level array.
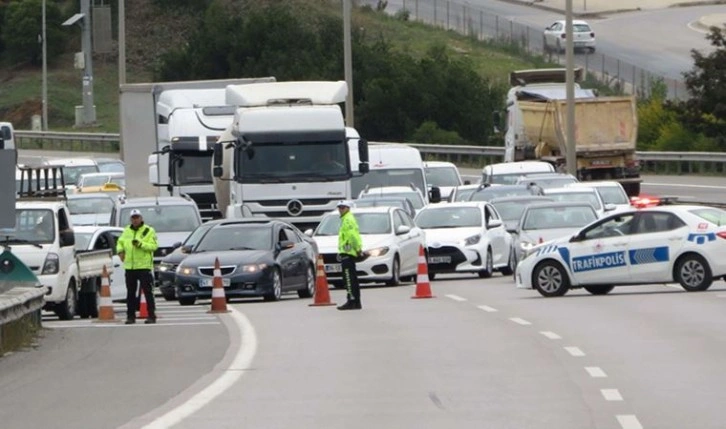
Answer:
[
  {"left": 80, "top": 172, "right": 124, "bottom": 178},
  {"left": 489, "top": 195, "right": 553, "bottom": 203},
  {"left": 118, "top": 196, "right": 196, "bottom": 206},
  {"left": 421, "top": 201, "right": 485, "bottom": 209},
  {"left": 424, "top": 161, "right": 457, "bottom": 168},
  {"left": 568, "top": 181, "right": 623, "bottom": 188},
  {"left": 73, "top": 225, "right": 123, "bottom": 233},
  {"left": 363, "top": 186, "right": 420, "bottom": 193},
  {"left": 45, "top": 158, "right": 97, "bottom": 166},
  {"left": 520, "top": 173, "right": 575, "bottom": 179},
  {"left": 544, "top": 186, "right": 597, "bottom": 194},
  {"left": 483, "top": 161, "right": 554, "bottom": 174},
  {"left": 553, "top": 19, "right": 590, "bottom": 25}
]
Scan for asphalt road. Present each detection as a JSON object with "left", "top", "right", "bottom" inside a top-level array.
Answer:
[{"left": 7, "top": 275, "right": 726, "bottom": 428}]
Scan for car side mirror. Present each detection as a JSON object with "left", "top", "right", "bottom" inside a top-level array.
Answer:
[
  {"left": 429, "top": 186, "right": 441, "bottom": 204},
  {"left": 60, "top": 229, "right": 75, "bottom": 247},
  {"left": 506, "top": 227, "right": 517, "bottom": 234},
  {"left": 396, "top": 225, "right": 411, "bottom": 235},
  {"left": 277, "top": 240, "right": 294, "bottom": 250},
  {"left": 487, "top": 219, "right": 503, "bottom": 229},
  {"left": 172, "top": 241, "right": 182, "bottom": 250},
  {"left": 570, "top": 231, "right": 584, "bottom": 242},
  {"left": 180, "top": 245, "right": 192, "bottom": 254},
  {"left": 604, "top": 203, "right": 616, "bottom": 212},
  {"left": 304, "top": 229, "right": 313, "bottom": 236}
]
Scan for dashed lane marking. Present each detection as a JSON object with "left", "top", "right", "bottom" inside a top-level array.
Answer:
[
  {"left": 445, "top": 294, "right": 467, "bottom": 302},
  {"left": 585, "top": 367, "right": 608, "bottom": 378},
  {"left": 564, "top": 346, "right": 585, "bottom": 357},
  {"left": 509, "top": 317, "right": 531, "bottom": 326},
  {"left": 616, "top": 415, "right": 644, "bottom": 429},
  {"left": 540, "top": 331, "right": 561, "bottom": 339},
  {"left": 602, "top": 389, "right": 624, "bottom": 401},
  {"left": 477, "top": 305, "right": 498, "bottom": 312}
]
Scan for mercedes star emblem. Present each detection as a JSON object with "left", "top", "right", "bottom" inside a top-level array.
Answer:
[{"left": 286, "top": 199, "right": 304, "bottom": 217}]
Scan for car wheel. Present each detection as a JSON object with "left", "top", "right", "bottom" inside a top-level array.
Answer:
[
  {"left": 500, "top": 249, "right": 514, "bottom": 276},
  {"left": 532, "top": 261, "right": 570, "bottom": 297},
  {"left": 478, "top": 249, "right": 493, "bottom": 278},
  {"left": 675, "top": 253, "right": 712, "bottom": 292},
  {"left": 385, "top": 256, "right": 401, "bottom": 286},
  {"left": 178, "top": 297, "right": 196, "bottom": 306},
  {"left": 583, "top": 285, "right": 614, "bottom": 295},
  {"left": 55, "top": 281, "right": 77, "bottom": 320},
  {"left": 161, "top": 288, "right": 176, "bottom": 301},
  {"left": 297, "top": 265, "right": 315, "bottom": 298},
  {"left": 264, "top": 268, "right": 282, "bottom": 301}
]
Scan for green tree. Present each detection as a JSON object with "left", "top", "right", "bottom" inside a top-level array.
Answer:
[{"left": 1, "top": 0, "right": 66, "bottom": 65}]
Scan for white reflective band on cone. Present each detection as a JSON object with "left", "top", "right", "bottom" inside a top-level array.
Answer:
[
  {"left": 99, "top": 296, "right": 112, "bottom": 306},
  {"left": 212, "top": 288, "right": 226, "bottom": 298},
  {"left": 213, "top": 269, "right": 222, "bottom": 277}
]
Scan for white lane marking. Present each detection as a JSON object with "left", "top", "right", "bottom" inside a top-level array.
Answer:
[
  {"left": 445, "top": 294, "right": 467, "bottom": 302},
  {"left": 616, "top": 415, "right": 644, "bottom": 429},
  {"left": 540, "top": 331, "right": 561, "bottom": 340},
  {"left": 644, "top": 182, "right": 726, "bottom": 190},
  {"left": 477, "top": 305, "right": 498, "bottom": 312},
  {"left": 564, "top": 346, "right": 585, "bottom": 357},
  {"left": 585, "top": 367, "right": 607, "bottom": 378},
  {"left": 47, "top": 322, "right": 220, "bottom": 329},
  {"left": 142, "top": 307, "right": 257, "bottom": 429},
  {"left": 716, "top": 294, "right": 726, "bottom": 299},
  {"left": 150, "top": 316, "right": 217, "bottom": 322},
  {"left": 509, "top": 317, "right": 531, "bottom": 326},
  {"left": 601, "top": 389, "right": 623, "bottom": 401}
]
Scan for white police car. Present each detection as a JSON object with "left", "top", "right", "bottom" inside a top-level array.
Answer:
[{"left": 515, "top": 205, "right": 726, "bottom": 297}]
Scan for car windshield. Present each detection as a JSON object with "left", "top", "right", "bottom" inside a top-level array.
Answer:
[
  {"left": 184, "top": 223, "right": 216, "bottom": 247},
  {"left": 98, "top": 162, "right": 125, "bottom": 173},
  {"left": 315, "top": 213, "right": 391, "bottom": 236},
  {"left": 120, "top": 205, "right": 200, "bottom": 233},
  {"left": 690, "top": 208, "right": 726, "bottom": 226},
  {"left": 67, "top": 197, "right": 114, "bottom": 214},
  {"left": 454, "top": 187, "right": 478, "bottom": 202},
  {"left": 11, "top": 209, "right": 55, "bottom": 244},
  {"left": 492, "top": 200, "right": 544, "bottom": 221},
  {"left": 596, "top": 186, "right": 629, "bottom": 205},
  {"left": 195, "top": 224, "right": 272, "bottom": 252},
  {"left": 354, "top": 199, "right": 407, "bottom": 211},
  {"left": 522, "top": 206, "right": 597, "bottom": 230},
  {"left": 426, "top": 166, "right": 461, "bottom": 187},
  {"left": 360, "top": 191, "right": 424, "bottom": 209},
  {"left": 74, "top": 232, "right": 93, "bottom": 251},
  {"left": 521, "top": 177, "right": 577, "bottom": 188},
  {"left": 62, "top": 165, "right": 99, "bottom": 186},
  {"left": 470, "top": 187, "right": 533, "bottom": 202},
  {"left": 416, "top": 207, "right": 481, "bottom": 229},
  {"left": 545, "top": 191, "right": 602, "bottom": 211}
]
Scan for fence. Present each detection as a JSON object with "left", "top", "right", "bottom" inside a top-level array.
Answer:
[{"left": 387, "top": 0, "right": 689, "bottom": 100}]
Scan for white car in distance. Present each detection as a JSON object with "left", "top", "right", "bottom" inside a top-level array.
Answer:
[
  {"left": 424, "top": 161, "right": 465, "bottom": 202},
  {"left": 358, "top": 185, "right": 427, "bottom": 212},
  {"left": 543, "top": 186, "right": 614, "bottom": 218},
  {"left": 543, "top": 19, "right": 596, "bottom": 53},
  {"left": 568, "top": 181, "right": 632, "bottom": 212},
  {"left": 309, "top": 206, "right": 425, "bottom": 286},
  {"left": 415, "top": 202, "right": 513, "bottom": 279}
]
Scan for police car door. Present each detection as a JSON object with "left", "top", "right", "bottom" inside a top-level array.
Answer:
[
  {"left": 565, "top": 212, "right": 635, "bottom": 285},
  {"left": 627, "top": 211, "right": 687, "bottom": 283}
]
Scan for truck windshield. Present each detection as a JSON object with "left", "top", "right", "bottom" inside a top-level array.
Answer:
[
  {"left": 237, "top": 141, "right": 349, "bottom": 183},
  {"left": 120, "top": 206, "right": 200, "bottom": 233},
  {"left": 351, "top": 169, "right": 426, "bottom": 199},
  {"left": 10, "top": 209, "right": 55, "bottom": 244},
  {"left": 172, "top": 152, "right": 213, "bottom": 185}
]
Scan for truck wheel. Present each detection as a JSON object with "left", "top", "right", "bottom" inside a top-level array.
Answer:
[{"left": 55, "top": 281, "right": 78, "bottom": 320}]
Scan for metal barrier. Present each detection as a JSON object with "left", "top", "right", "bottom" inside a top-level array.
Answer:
[{"left": 15, "top": 130, "right": 726, "bottom": 174}]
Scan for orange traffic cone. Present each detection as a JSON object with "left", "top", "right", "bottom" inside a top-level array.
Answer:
[
  {"left": 208, "top": 258, "right": 230, "bottom": 314},
  {"left": 138, "top": 286, "right": 149, "bottom": 319},
  {"left": 95, "top": 265, "right": 118, "bottom": 323},
  {"left": 309, "top": 255, "right": 336, "bottom": 307},
  {"left": 412, "top": 245, "right": 435, "bottom": 299}
]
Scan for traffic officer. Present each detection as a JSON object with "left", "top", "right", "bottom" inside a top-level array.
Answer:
[
  {"left": 116, "top": 209, "right": 159, "bottom": 324},
  {"left": 336, "top": 200, "right": 364, "bottom": 310}
]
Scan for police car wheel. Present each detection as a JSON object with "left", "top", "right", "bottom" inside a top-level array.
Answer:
[
  {"left": 532, "top": 261, "right": 570, "bottom": 297},
  {"left": 676, "top": 254, "right": 712, "bottom": 292},
  {"left": 583, "top": 285, "right": 614, "bottom": 295}
]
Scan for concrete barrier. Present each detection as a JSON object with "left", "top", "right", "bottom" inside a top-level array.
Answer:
[{"left": 0, "top": 287, "right": 46, "bottom": 356}]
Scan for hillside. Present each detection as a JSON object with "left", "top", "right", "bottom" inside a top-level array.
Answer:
[{"left": 0, "top": 0, "right": 542, "bottom": 133}]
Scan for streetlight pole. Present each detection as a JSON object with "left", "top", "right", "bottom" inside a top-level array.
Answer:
[
  {"left": 565, "top": 0, "right": 576, "bottom": 176},
  {"left": 42, "top": 0, "right": 48, "bottom": 130},
  {"left": 343, "top": 0, "right": 354, "bottom": 127},
  {"left": 80, "top": 0, "right": 95, "bottom": 125},
  {"left": 119, "top": 0, "right": 126, "bottom": 85}
]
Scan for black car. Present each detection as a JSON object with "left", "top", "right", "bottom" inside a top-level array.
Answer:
[
  {"left": 157, "top": 220, "right": 222, "bottom": 301},
  {"left": 174, "top": 219, "right": 318, "bottom": 305}
]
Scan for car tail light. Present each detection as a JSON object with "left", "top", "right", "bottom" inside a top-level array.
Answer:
[
  {"left": 717, "top": 232, "right": 726, "bottom": 240},
  {"left": 590, "top": 32, "right": 595, "bottom": 37},
  {"left": 561, "top": 33, "right": 566, "bottom": 39}
]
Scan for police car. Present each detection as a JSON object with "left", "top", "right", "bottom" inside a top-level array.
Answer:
[{"left": 515, "top": 205, "right": 726, "bottom": 297}]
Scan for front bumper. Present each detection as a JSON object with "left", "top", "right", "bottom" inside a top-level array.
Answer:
[
  {"left": 319, "top": 252, "right": 394, "bottom": 283},
  {"left": 426, "top": 244, "right": 484, "bottom": 274},
  {"left": 175, "top": 270, "right": 275, "bottom": 299},
  {"left": 38, "top": 273, "right": 63, "bottom": 303}
]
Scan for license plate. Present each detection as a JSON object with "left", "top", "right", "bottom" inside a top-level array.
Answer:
[
  {"left": 200, "top": 278, "right": 230, "bottom": 288},
  {"left": 324, "top": 264, "right": 342, "bottom": 273},
  {"left": 428, "top": 256, "right": 451, "bottom": 264}
]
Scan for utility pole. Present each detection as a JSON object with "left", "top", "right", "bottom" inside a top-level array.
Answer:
[
  {"left": 42, "top": 0, "right": 48, "bottom": 130},
  {"left": 343, "top": 0, "right": 354, "bottom": 127},
  {"left": 565, "top": 0, "right": 576, "bottom": 176},
  {"left": 119, "top": 0, "right": 126, "bottom": 85},
  {"left": 63, "top": 0, "right": 96, "bottom": 126}
]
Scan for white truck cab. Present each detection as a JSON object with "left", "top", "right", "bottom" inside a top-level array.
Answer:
[{"left": 0, "top": 122, "right": 15, "bottom": 149}]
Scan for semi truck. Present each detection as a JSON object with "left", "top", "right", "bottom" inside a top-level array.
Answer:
[
  {"left": 119, "top": 77, "right": 274, "bottom": 218},
  {"left": 212, "top": 81, "right": 369, "bottom": 231},
  {"left": 503, "top": 68, "right": 641, "bottom": 196}
]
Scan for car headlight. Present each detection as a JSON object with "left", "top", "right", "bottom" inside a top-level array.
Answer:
[
  {"left": 176, "top": 265, "right": 195, "bottom": 276},
  {"left": 41, "top": 252, "right": 59, "bottom": 275},
  {"left": 159, "top": 262, "right": 175, "bottom": 272},
  {"left": 520, "top": 242, "right": 536, "bottom": 258},
  {"left": 464, "top": 234, "right": 481, "bottom": 246},
  {"left": 240, "top": 263, "right": 267, "bottom": 273},
  {"left": 365, "top": 247, "right": 389, "bottom": 257}
]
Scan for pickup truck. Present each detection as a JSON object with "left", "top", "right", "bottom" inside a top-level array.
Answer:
[{"left": 10, "top": 167, "right": 114, "bottom": 320}]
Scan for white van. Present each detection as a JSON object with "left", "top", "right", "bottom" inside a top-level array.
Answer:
[
  {"left": 424, "top": 161, "right": 465, "bottom": 201},
  {"left": 0, "top": 121, "right": 15, "bottom": 149},
  {"left": 481, "top": 161, "right": 554, "bottom": 186}
]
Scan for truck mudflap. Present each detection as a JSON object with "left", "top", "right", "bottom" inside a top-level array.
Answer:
[{"left": 77, "top": 249, "right": 114, "bottom": 280}]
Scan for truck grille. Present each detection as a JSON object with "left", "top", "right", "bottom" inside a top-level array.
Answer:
[{"left": 257, "top": 198, "right": 336, "bottom": 207}]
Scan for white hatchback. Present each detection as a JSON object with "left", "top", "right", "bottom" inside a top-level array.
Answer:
[{"left": 543, "top": 20, "right": 596, "bottom": 53}]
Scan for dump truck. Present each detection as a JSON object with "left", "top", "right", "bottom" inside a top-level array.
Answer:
[{"left": 503, "top": 68, "right": 641, "bottom": 196}]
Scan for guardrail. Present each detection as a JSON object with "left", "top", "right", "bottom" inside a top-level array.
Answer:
[
  {"left": 16, "top": 131, "right": 726, "bottom": 175},
  {"left": 0, "top": 287, "right": 45, "bottom": 355}
]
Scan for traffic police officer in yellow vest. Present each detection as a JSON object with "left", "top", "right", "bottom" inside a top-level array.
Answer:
[
  {"left": 116, "top": 209, "right": 159, "bottom": 324},
  {"left": 336, "top": 200, "right": 364, "bottom": 310}
]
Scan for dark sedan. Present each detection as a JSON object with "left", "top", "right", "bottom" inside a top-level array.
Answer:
[{"left": 174, "top": 219, "right": 318, "bottom": 305}]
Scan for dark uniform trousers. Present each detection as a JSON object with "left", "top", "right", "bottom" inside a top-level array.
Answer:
[
  {"left": 341, "top": 255, "right": 361, "bottom": 303},
  {"left": 125, "top": 269, "right": 156, "bottom": 320}
]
